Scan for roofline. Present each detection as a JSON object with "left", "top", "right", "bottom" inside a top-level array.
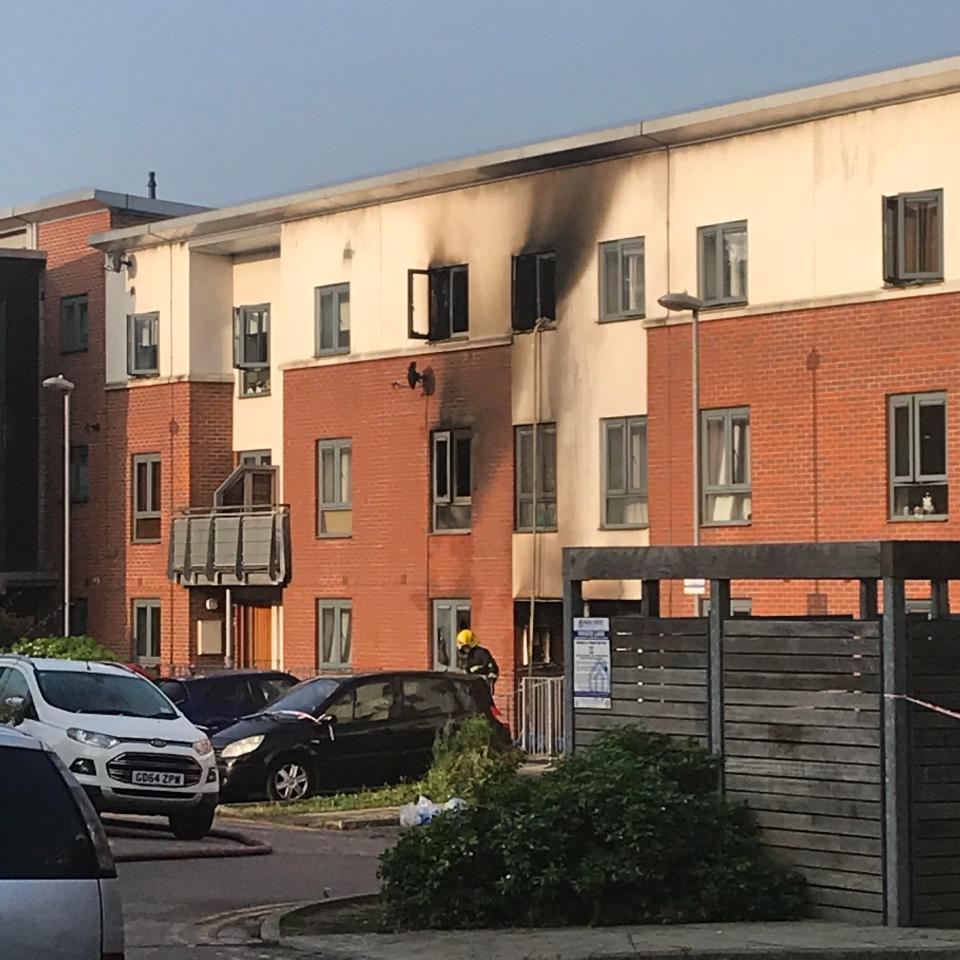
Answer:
[
  {"left": 0, "top": 188, "right": 208, "bottom": 235},
  {"left": 90, "top": 54, "right": 960, "bottom": 254}
]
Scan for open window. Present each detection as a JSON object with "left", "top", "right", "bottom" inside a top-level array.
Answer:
[
  {"left": 408, "top": 266, "right": 468, "bottom": 341},
  {"left": 513, "top": 252, "right": 555, "bottom": 332},
  {"left": 233, "top": 304, "right": 270, "bottom": 396}
]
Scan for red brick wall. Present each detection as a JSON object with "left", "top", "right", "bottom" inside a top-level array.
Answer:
[
  {"left": 648, "top": 291, "right": 960, "bottom": 615},
  {"left": 283, "top": 345, "right": 515, "bottom": 712}
]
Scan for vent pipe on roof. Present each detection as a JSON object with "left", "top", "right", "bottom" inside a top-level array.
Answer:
[{"left": 147, "top": 171, "right": 157, "bottom": 200}]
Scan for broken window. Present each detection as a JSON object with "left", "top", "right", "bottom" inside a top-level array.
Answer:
[
  {"left": 432, "top": 428, "right": 471, "bottom": 531},
  {"left": 512, "top": 252, "right": 556, "bottom": 332},
  {"left": 408, "top": 266, "right": 468, "bottom": 341},
  {"left": 233, "top": 304, "right": 270, "bottom": 396}
]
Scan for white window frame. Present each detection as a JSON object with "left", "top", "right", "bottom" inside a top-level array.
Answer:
[
  {"left": 317, "top": 438, "right": 352, "bottom": 537},
  {"left": 599, "top": 237, "right": 645, "bottom": 321},
  {"left": 315, "top": 283, "right": 350, "bottom": 356},
  {"left": 889, "top": 391, "right": 948, "bottom": 520},
  {"left": 602, "top": 416, "right": 648, "bottom": 529},
  {"left": 133, "top": 599, "right": 161, "bottom": 663},
  {"left": 317, "top": 599, "right": 352, "bottom": 669},
  {"left": 432, "top": 428, "right": 471, "bottom": 532},
  {"left": 127, "top": 312, "right": 159, "bottom": 377}
]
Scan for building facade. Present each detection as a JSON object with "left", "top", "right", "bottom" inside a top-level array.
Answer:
[{"left": 86, "top": 56, "right": 960, "bottom": 716}]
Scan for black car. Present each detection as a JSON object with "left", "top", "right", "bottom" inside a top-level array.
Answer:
[
  {"left": 157, "top": 670, "right": 298, "bottom": 734},
  {"left": 212, "top": 671, "right": 507, "bottom": 802}
]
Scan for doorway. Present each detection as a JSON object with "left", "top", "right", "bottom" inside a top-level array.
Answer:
[{"left": 239, "top": 605, "right": 273, "bottom": 669}]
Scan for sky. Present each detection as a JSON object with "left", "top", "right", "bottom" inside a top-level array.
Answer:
[{"left": 2, "top": 0, "right": 960, "bottom": 210}]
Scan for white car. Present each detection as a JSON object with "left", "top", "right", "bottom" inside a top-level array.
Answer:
[
  {"left": 0, "top": 655, "right": 219, "bottom": 839},
  {"left": 0, "top": 725, "right": 124, "bottom": 960}
]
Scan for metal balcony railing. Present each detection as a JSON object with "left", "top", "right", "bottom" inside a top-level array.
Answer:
[{"left": 168, "top": 503, "right": 291, "bottom": 587}]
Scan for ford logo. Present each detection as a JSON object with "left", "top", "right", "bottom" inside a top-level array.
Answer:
[{"left": 150, "top": 739, "right": 167, "bottom": 749}]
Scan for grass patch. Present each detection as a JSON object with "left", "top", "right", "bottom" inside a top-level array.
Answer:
[{"left": 225, "top": 781, "right": 422, "bottom": 818}]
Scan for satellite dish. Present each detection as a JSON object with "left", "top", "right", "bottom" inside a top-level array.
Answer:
[{"left": 407, "top": 361, "right": 423, "bottom": 390}]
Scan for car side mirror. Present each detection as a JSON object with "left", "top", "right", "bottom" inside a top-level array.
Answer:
[
  {"left": 319, "top": 714, "right": 336, "bottom": 741},
  {"left": 1, "top": 696, "right": 28, "bottom": 727}
]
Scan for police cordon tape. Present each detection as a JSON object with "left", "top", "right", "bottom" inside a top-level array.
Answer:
[{"left": 884, "top": 693, "right": 960, "bottom": 720}]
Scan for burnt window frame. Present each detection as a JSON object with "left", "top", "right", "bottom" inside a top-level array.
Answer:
[
  {"left": 60, "top": 294, "right": 89, "bottom": 354},
  {"left": 233, "top": 304, "right": 271, "bottom": 397},
  {"left": 432, "top": 428, "right": 472, "bottom": 532},
  {"left": 888, "top": 391, "right": 948, "bottom": 521},
  {"left": 127, "top": 311, "right": 159, "bottom": 377},
  {"left": 883, "top": 189, "right": 944, "bottom": 285},
  {"left": 512, "top": 251, "right": 556, "bottom": 333},
  {"left": 599, "top": 237, "right": 645, "bottom": 322},
  {"left": 132, "top": 452, "right": 161, "bottom": 543},
  {"left": 407, "top": 265, "right": 469, "bottom": 342}
]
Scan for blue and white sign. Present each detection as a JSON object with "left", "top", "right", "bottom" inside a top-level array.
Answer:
[{"left": 573, "top": 616, "right": 611, "bottom": 710}]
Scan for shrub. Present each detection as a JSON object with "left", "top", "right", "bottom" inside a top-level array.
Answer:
[
  {"left": 421, "top": 714, "right": 522, "bottom": 802},
  {"left": 11, "top": 636, "right": 119, "bottom": 661},
  {"left": 379, "top": 726, "right": 806, "bottom": 930}
]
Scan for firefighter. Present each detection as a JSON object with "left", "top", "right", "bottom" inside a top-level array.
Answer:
[{"left": 456, "top": 628, "right": 500, "bottom": 693}]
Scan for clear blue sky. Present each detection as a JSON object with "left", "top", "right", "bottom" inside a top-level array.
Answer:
[{"left": 2, "top": 0, "right": 960, "bottom": 209}]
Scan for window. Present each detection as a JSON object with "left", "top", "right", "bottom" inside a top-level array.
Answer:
[
  {"left": 701, "top": 407, "right": 751, "bottom": 524},
  {"left": 698, "top": 221, "right": 747, "bottom": 306},
  {"left": 207, "top": 678, "right": 253, "bottom": 707},
  {"left": 69, "top": 598, "right": 88, "bottom": 637},
  {"left": 889, "top": 392, "right": 947, "bottom": 519},
  {"left": 132, "top": 453, "right": 161, "bottom": 542},
  {"left": 133, "top": 599, "right": 161, "bottom": 662},
  {"left": 318, "top": 599, "right": 352, "bottom": 668},
  {"left": 354, "top": 679, "right": 394, "bottom": 723},
  {"left": 883, "top": 190, "right": 943, "bottom": 284},
  {"left": 402, "top": 676, "right": 458, "bottom": 719},
  {"left": 317, "top": 439, "right": 352, "bottom": 536},
  {"left": 239, "top": 449, "right": 271, "bottom": 466},
  {"left": 127, "top": 312, "right": 159, "bottom": 376},
  {"left": 432, "top": 429, "right": 471, "bottom": 531},
  {"left": 433, "top": 599, "right": 471, "bottom": 671},
  {"left": 233, "top": 304, "right": 270, "bottom": 396},
  {"left": 408, "top": 265, "right": 468, "bottom": 341},
  {"left": 316, "top": 283, "right": 350, "bottom": 355},
  {"left": 602, "top": 416, "right": 647, "bottom": 528},
  {"left": 158, "top": 679, "right": 188, "bottom": 704},
  {"left": 515, "top": 423, "right": 557, "bottom": 531},
  {"left": 599, "top": 238, "right": 644, "bottom": 321},
  {"left": 61, "top": 295, "right": 88, "bottom": 354},
  {"left": 700, "top": 597, "right": 753, "bottom": 617},
  {"left": 513, "top": 252, "right": 556, "bottom": 332},
  {"left": 70, "top": 444, "right": 89, "bottom": 504}
]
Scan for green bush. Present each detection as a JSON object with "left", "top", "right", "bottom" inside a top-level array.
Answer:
[
  {"left": 379, "top": 727, "right": 806, "bottom": 930},
  {"left": 11, "top": 636, "right": 119, "bottom": 661},
  {"left": 421, "top": 714, "right": 522, "bottom": 802}
]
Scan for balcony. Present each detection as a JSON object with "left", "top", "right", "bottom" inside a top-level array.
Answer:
[{"left": 169, "top": 503, "right": 290, "bottom": 587}]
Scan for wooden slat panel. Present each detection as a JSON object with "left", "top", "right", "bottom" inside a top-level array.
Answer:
[
  {"left": 613, "top": 650, "right": 707, "bottom": 668},
  {"left": 724, "top": 689, "right": 879, "bottom": 710},
  {"left": 618, "top": 683, "right": 706, "bottom": 703},
  {"left": 725, "top": 636, "right": 879, "bottom": 656},
  {"left": 757, "top": 828, "right": 881, "bottom": 856},
  {"left": 728, "top": 790, "right": 882, "bottom": 822},
  {"left": 751, "top": 809, "right": 882, "bottom": 839},
  {"left": 724, "top": 722, "right": 881, "bottom": 747},
  {"left": 725, "top": 705, "right": 878, "bottom": 729},
  {"left": 725, "top": 671, "right": 880, "bottom": 692},
  {"left": 763, "top": 846, "right": 880, "bottom": 876},
  {"left": 574, "top": 714, "right": 707, "bottom": 738},
  {"left": 725, "top": 772, "right": 881, "bottom": 803},
  {"left": 611, "top": 666, "right": 705, "bottom": 685},
  {"left": 726, "top": 757, "right": 880, "bottom": 783},
  {"left": 805, "top": 887, "right": 883, "bottom": 912},
  {"left": 601, "top": 699, "right": 708, "bottom": 720},
  {"left": 907, "top": 620, "right": 960, "bottom": 641},
  {"left": 723, "top": 619, "right": 880, "bottom": 639},
  {"left": 611, "top": 636, "right": 708, "bottom": 653},
  {"left": 724, "top": 654, "right": 879, "bottom": 675},
  {"left": 764, "top": 860, "right": 883, "bottom": 894},
  {"left": 611, "top": 617, "right": 707, "bottom": 637},
  {"left": 725, "top": 740, "right": 880, "bottom": 766}
]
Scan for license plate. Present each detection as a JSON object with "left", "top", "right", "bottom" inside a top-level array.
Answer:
[{"left": 131, "top": 770, "right": 185, "bottom": 787}]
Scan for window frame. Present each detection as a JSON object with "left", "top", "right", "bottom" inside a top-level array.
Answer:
[
  {"left": 317, "top": 599, "right": 352, "bottom": 670},
  {"left": 60, "top": 294, "right": 89, "bottom": 354},
  {"left": 888, "top": 391, "right": 948, "bottom": 521},
  {"left": 514, "top": 422, "right": 558, "bottom": 532},
  {"left": 317, "top": 438, "right": 352, "bottom": 538},
  {"left": 512, "top": 251, "right": 556, "bottom": 332},
  {"left": 700, "top": 406, "right": 752, "bottom": 527},
  {"left": 315, "top": 282, "right": 351, "bottom": 356},
  {"left": 601, "top": 415, "right": 648, "bottom": 529},
  {"left": 233, "top": 304, "right": 271, "bottom": 397},
  {"left": 127, "top": 311, "right": 159, "bottom": 377},
  {"left": 407, "top": 265, "right": 469, "bottom": 341},
  {"left": 432, "top": 598, "right": 471, "bottom": 672},
  {"left": 70, "top": 444, "right": 89, "bottom": 504},
  {"left": 431, "top": 428, "right": 472, "bottom": 532},
  {"left": 883, "top": 189, "right": 944, "bottom": 285},
  {"left": 132, "top": 453, "right": 161, "bottom": 543},
  {"left": 599, "top": 237, "right": 645, "bottom": 322},
  {"left": 133, "top": 598, "right": 161, "bottom": 664},
  {"left": 239, "top": 449, "right": 272, "bottom": 467},
  {"left": 697, "top": 220, "right": 748, "bottom": 307}
]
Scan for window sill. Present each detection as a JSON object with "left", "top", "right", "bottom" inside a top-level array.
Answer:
[
  {"left": 430, "top": 529, "right": 472, "bottom": 536},
  {"left": 512, "top": 322, "right": 557, "bottom": 335},
  {"left": 129, "top": 371, "right": 159, "bottom": 380},
  {"left": 315, "top": 348, "right": 351, "bottom": 358},
  {"left": 318, "top": 665, "right": 352, "bottom": 674},
  {"left": 700, "top": 298, "right": 748, "bottom": 311},
  {"left": 888, "top": 515, "right": 949, "bottom": 523},
  {"left": 317, "top": 533, "right": 352, "bottom": 540},
  {"left": 137, "top": 657, "right": 161, "bottom": 667},
  {"left": 600, "top": 524, "right": 649, "bottom": 531},
  {"left": 598, "top": 313, "right": 645, "bottom": 325},
  {"left": 700, "top": 520, "right": 752, "bottom": 528},
  {"left": 515, "top": 528, "right": 559, "bottom": 534},
  {"left": 132, "top": 538, "right": 162, "bottom": 545},
  {"left": 61, "top": 347, "right": 89, "bottom": 355},
  {"left": 239, "top": 391, "right": 272, "bottom": 399},
  {"left": 884, "top": 277, "right": 943, "bottom": 289}
]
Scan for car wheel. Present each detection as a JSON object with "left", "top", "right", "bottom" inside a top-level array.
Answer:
[
  {"left": 266, "top": 755, "right": 314, "bottom": 802},
  {"left": 168, "top": 801, "right": 216, "bottom": 840}
]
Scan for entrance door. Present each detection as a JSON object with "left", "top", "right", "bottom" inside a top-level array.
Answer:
[{"left": 239, "top": 605, "right": 273, "bottom": 669}]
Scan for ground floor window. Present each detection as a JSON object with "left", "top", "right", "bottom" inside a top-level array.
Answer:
[
  {"left": 318, "top": 599, "right": 352, "bottom": 669},
  {"left": 432, "top": 598, "right": 471, "bottom": 670},
  {"left": 133, "top": 599, "right": 161, "bottom": 663},
  {"left": 514, "top": 601, "right": 563, "bottom": 671}
]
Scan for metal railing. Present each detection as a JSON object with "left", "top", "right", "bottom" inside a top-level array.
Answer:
[{"left": 519, "top": 675, "right": 565, "bottom": 759}]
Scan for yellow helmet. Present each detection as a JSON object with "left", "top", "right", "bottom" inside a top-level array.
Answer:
[{"left": 456, "top": 629, "right": 476, "bottom": 648}]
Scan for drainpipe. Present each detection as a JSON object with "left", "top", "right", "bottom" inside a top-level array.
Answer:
[
  {"left": 527, "top": 317, "right": 547, "bottom": 680},
  {"left": 225, "top": 587, "right": 233, "bottom": 668}
]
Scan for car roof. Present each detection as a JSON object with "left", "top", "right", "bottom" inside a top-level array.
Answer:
[
  {"left": 161, "top": 670, "right": 293, "bottom": 684},
  {"left": 0, "top": 726, "right": 43, "bottom": 750},
  {"left": 0, "top": 656, "right": 137, "bottom": 676}
]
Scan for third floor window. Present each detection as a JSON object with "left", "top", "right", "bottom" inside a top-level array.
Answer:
[
  {"left": 408, "top": 265, "right": 468, "bottom": 341},
  {"left": 698, "top": 221, "right": 747, "bottom": 307},
  {"left": 127, "top": 312, "right": 158, "bottom": 377},
  {"left": 234, "top": 304, "right": 270, "bottom": 396},
  {"left": 883, "top": 190, "right": 943, "bottom": 285},
  {"left": 61, "top": 295, "right": 88, "bottom": 354}
]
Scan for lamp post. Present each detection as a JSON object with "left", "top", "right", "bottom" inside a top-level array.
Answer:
[
  {"left": 42, "top": 375, "right": 75, "bottom": 637},
  {"left": 657, "top": 293, "right": 704, "bottom": 547}
]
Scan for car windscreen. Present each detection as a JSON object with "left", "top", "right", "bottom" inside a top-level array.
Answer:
[
  {"left": 157, "top": 680, "right": 188, "bottom": 705},
  {"left": 0, "top": 747, "right": 98, "bottom": 879},
  {"left": 261, "top": 678, "right": 342, "bottom": 716},
  {"left": 36, "top": 670, "right": 179, "bottom": 719}
]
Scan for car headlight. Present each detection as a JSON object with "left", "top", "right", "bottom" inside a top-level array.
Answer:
[
  {"left": 67, "top": 728, "right": 119, "bottom": 750},
  {"left": 192, "top": 737, "right": 214, "bottom": 757},
  {"left": 220, "top": 735, "right": 264, "bottom": 759}
]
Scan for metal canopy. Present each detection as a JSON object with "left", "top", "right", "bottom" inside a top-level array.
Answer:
[{"left": 564, "top": 541, "right": 960, "bottom": 583}]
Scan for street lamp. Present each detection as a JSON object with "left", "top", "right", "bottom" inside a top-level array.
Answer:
[
  {"left": 657, "top": 293, "right": 704, "bottom": 547},
  {"left": 42, "top": 375, "right": 76, "bottom": 637}
]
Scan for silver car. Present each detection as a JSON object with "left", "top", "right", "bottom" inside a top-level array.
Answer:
[{"left": 0, "top": 726, "right": 123, "bottom": 959}]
